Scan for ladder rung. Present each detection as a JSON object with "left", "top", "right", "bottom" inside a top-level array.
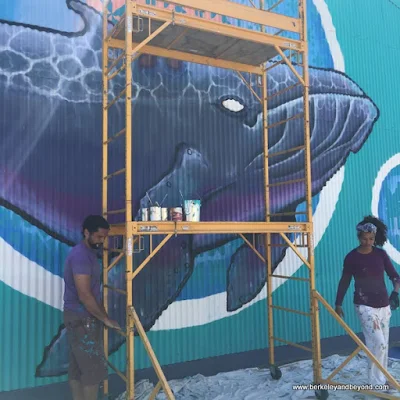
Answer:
[
  {"left": 104, "top": 168, "right": 126, "bottom": 180},
  {"left": 104, "top": 208, "right": 126, "bottom": 215},
  {"left": 104, "top": 248, "right": 125, "bottom": 254},
  {"left": 106, "top": 253, "right": 125, "bottom": 272},
  {"left": 273, "top": 28, "right": 284, "bottom": 36},
  {"left": 108, "top": 62, "right": 126, "bottom": 81},
  {"left": 105, "top": 87, "right": 127, "bottom": 110},
  {"left": 269, "top": 211, "right": 306, "bottom": 217},
  {"left": 107, "top": 50, "right": 125, "bottom": 74},
  {"left": 271, "top": 274, "right": 310, "bottom": 282},
  {"left": 104, "top": 284, "right": 127, "bottom": 295},
  {"left": 268, "top": 177, "right": 305, "bottom": 188},
  {"left": 267, "top": 112, "right": 303, "bottom": 130},
  {"left": 107, "top": 360, "right": 127, "bottom": 382},
  {"left": 268, "top": 244, "right": 308, "bottom": 248},
  {"left": 271, "top": 305, "right": 311, "bottom": 316},
  {"left": 108, "top": 223, "right": 125, "bottom": 236},
  {"left": 266, "top": 59, "right": 285, "bottom": 71},
  {"left": 268, "top": 82, "right": 302, "bottom": 100},
  {"left": 272, "top": 337, "right": 312, "bottom": 352},
  {"left": 104, "top": 128, "right": 126, "bottom": 145},
  {"left": 106, "top": 15, "right": 126, "bottom": 44},
  {"left": 268, "top": 145, "right": 305, "bottom": 158},
  {"left": 115, "top": 329, "right": 127, "bottom": 338},
  {"left": 268, "top": 0, "right": 285, "bottom": 11}
]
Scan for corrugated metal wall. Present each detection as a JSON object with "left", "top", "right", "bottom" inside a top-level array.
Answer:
[{"left": 1, "top": 0, "right": 400, "bottom": 393}]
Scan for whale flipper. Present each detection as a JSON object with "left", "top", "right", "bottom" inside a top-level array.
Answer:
[{"left": 227, "top": 231, "right": 294, "bottom": 312}]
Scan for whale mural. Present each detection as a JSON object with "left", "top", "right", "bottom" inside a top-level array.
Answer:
[{"left": 0, "top": 0, "right": 380, "bottom": 381}]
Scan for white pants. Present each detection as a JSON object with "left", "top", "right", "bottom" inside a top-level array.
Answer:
[{"left": 355, "top": 304, "right": 391, "bottom": 386}]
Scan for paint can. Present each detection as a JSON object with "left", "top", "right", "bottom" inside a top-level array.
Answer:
[
  {"left": 184, "top": 200, "right": 201, "bottom": 222},
  {"left": 170, "top": 207, "right": 183, "bottom": 221},
  {"left": 161, "top": 208, "right": 168, "bottom": 221},
  {"left": 141, "top": 208, "right": 149, "bottom": 221},
  {"left": 150, "top": 206, "right": 161, "bottom": 221}
]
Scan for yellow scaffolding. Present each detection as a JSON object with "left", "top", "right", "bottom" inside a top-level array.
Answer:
[{"left": 101, "top": 1, "right": 400, "bottom": 399}]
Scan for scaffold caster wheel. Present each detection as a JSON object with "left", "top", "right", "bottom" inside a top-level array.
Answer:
[
  {"left": 315, "top": 389, "right": 329, "bottom": 400},
  {"left": 270, "top": 365, "right": 282, "bottom": 380}
]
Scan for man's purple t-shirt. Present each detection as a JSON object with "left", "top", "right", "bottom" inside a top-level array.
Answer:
[
  {"left": 63, "top": 242, "right": 102, "bottom": 316},
  {"left": 335, "top": 247, "right": 400, "bottom": 308}
]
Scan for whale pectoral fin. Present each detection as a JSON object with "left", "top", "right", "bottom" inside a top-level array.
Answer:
[
  {"left": 35, "top": 324, "right": 69, "bottom": 378},
  {"left": 226, "top": 232, "right": 291, "bottom": 312},
  {"left": 129, "top": 235, "right": 194, "bottom": 331},
  {"left": 98, "top": 236, "right": 194, "bottom": 355},
  {"left": 227, "top": 242, "right": 266, "bottom": 312}
]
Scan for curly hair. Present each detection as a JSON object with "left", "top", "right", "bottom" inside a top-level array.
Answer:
[
  {"left": 357, "top": 215, "right": 388, "bottom": 247},
  {"left": 81, "top": 215, "right": 110, "bottom": 236}
]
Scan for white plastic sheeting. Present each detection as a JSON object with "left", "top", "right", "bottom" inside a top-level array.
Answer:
[{"left": 117, "top": 353, "right": 400, "bottom": 399}]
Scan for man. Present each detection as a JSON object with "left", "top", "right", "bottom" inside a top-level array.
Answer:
[{"left": 63, "top": 215, "right": 120, "bottom": 400}]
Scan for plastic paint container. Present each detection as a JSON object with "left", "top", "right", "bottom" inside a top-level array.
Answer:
[{"left": 184, "top": 200, "right": 201, "bottom": 222}]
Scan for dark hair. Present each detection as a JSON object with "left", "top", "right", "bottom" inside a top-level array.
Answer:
[
  {"left": 357, "top": 215, "right": 388, "bottom": 247},
  {"left": 82, "top": 215, "right": 110, "bottom": 235}
]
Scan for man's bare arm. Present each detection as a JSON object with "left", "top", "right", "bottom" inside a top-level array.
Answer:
[
  {"left": 74, "top": 274, "right": 121, "bottom": 329},
  {"left": 74, "top": 274, "right": 109, "bottom": 322}
]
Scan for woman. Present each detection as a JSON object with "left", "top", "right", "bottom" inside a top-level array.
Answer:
[{"left": 335, "top": 215, "right": 400, "bottom": 388}]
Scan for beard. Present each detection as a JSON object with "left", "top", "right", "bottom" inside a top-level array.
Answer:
[{"left": 88, "top": 238, "right": 102, "bottom": 250}]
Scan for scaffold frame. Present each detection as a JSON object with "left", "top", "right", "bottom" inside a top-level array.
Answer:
[{"left": 101, "top": 1, "right": 400, "bottom": 399}]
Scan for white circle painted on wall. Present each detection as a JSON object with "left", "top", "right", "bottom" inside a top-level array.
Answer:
[{"left": 372, "top": 153, "right": 400, "bottom": 265}]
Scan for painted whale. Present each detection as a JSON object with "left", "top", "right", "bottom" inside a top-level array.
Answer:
[{"left": 0, "top": 1, "right": 379, "bottom": 377}]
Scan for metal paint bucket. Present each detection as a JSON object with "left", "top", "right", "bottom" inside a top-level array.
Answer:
[
  {"left": 161, "top": 208, "right": 168, "bottom": 221},
  {"left": 184, "top": 200, "right": 201, "bottom": 222},
  {"left": 170, "top": 207, "right": 183, "bottom": 221},
  {"left": 150, "top": 206, "right": 161, "bottom": 221},
  {"left": 141, "top": 208, "right": 149, "bottom": 221}
]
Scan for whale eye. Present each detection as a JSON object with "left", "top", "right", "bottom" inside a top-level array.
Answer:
[
  {"left": 222, "top": 98, "right": 245, "bottom": 113},
  {"left": 216, "top": 95, "right": 248, "bottom": 120}
]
